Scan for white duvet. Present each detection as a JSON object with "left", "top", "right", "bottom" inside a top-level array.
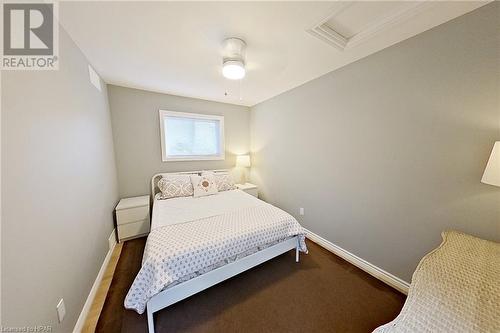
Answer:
[
  {"left": 151, "top": 189, "right": 269, "bottom": 230},
  {"left": 125, "top": 190, "right": 307, "bottom": 314}
]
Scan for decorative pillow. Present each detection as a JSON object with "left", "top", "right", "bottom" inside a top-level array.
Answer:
[
  {"left": 190, "top": 174, "right": 218, "bottom": 197},
  {"left": 202, "top": 171, "right": 236, "bottom": 192},
  {"left": 157, "top": 175, "right": 194, "bottom": 199}
]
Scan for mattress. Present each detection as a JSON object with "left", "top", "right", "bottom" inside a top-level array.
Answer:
[{"left": 125, "top": 189, "right": 307, "bottom": 314}]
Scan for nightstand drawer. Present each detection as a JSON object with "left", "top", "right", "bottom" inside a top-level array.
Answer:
[
  {"left": 116, "top": 205, "right": 149, "bottom": 225},
  {"left": 117, "top": 219, "right": 149, "bottom": 240}
]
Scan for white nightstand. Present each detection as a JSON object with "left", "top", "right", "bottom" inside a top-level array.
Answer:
[
  {"left": 116, "top": 195, "right": 150, "bottom": 242},
  {"left": 236, "top": 183, "right": 258, "bottom": 197}
]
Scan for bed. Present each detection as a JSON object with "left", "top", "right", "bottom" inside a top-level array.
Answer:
[
  {"left": 374, "top": 231, "right": 499, "bottom": 333},
  {"left": 124, "top": 170, "right": 308, "bottom": 333}
]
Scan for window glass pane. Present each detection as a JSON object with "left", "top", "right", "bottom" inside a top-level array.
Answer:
[{"left": 165, "top": 116, "right": 220, "bottom": 157}]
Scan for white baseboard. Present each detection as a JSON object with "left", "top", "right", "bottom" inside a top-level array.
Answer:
[
  {"left": 304, "top": 228, "right": 410, "bottom": 295},
  {"left": 73, "top": 229, "right": 117, "bottom": 333}
]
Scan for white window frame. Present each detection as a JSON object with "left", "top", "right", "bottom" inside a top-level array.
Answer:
[{"left": 159, "top": 110, "right": 225, "bottom": 162}]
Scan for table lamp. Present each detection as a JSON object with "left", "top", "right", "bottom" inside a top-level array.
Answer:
[
  {"left": 236, "top": 154, "right": 251, "bottom": 184},
  {"left": 481, "top": 141, "right": 500, "bottom": 187}
]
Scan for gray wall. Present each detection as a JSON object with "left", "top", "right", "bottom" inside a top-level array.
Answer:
[
  {"left": 107, "top": 85, "right": 250, "bottom": 198},
  {"left": 1, "top": 28, "right": 118, "bottom": 331},
  {"left": 250, "top": 3, "right": 500, "bottom": 282}
]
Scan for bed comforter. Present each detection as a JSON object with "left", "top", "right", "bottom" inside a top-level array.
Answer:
[
  {"left": 124, "top": 200, "right": 307, "bottom": 314},
  {"left": 374, "top": 231, "right": 500, "bottom": 333}
]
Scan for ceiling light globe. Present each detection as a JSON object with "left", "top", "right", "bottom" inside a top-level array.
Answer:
[{"left": 222, "top": 60, "right": 245, "bottom": 80}]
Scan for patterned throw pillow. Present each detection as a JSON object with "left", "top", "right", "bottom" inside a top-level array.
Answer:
[
  {"left": 202, "top": 171, "right": 236, "bottom": 192},
  {"left": 157, "top": 175, "right": 194, "bottom": 199},
  {"left": 190, "top": 174, "right": 218, "bottom": 197}
]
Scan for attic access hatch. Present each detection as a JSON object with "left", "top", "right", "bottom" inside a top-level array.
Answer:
[{"left": 307, "top": 1, "right": 434, "bottom": 51}]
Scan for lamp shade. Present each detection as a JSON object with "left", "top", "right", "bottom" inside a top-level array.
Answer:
[
  {"left": 236, "top": 155, "right": 251, "bottom": 168},
  {"left": 481, "top": 141, "right": 500, "bottom": 187}
]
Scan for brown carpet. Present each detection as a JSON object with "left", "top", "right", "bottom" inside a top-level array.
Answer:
[{"left": 96, "top": 238, "right": 405, "bottom": 333}]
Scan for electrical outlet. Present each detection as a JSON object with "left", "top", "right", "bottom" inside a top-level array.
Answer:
[
  {"left": 299, "top": 207, "right": 305, "bottom": 216},
  {"left": 56, "top": 298, "right": 66, "bottom": 323}
]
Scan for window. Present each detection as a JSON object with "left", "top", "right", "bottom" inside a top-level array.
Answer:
[{"left": 159, "top": 110, "right": 225, "bottom": 161}]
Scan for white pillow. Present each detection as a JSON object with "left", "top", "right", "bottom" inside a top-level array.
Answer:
[
  {"left": 157, "top": 175, "right": 194, "bottom": 199},
  {"left": 202, "top": 171, "right": 236, "bottom": 192},
  {"left": 191, "top": 174, "right": 218, "bottom": 197}
]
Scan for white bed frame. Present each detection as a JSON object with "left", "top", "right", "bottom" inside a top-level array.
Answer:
[{"left": 146, "top": 170, "right": 300, "bottom": 333}]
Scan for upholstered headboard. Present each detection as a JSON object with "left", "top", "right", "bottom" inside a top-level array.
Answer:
[{"left": 151, "top": 169, "right": 230, "bottom": 197}]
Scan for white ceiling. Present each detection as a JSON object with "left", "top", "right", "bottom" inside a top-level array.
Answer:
[{"left": 59, "top": 1, "right": 489, "bottom": 107}]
